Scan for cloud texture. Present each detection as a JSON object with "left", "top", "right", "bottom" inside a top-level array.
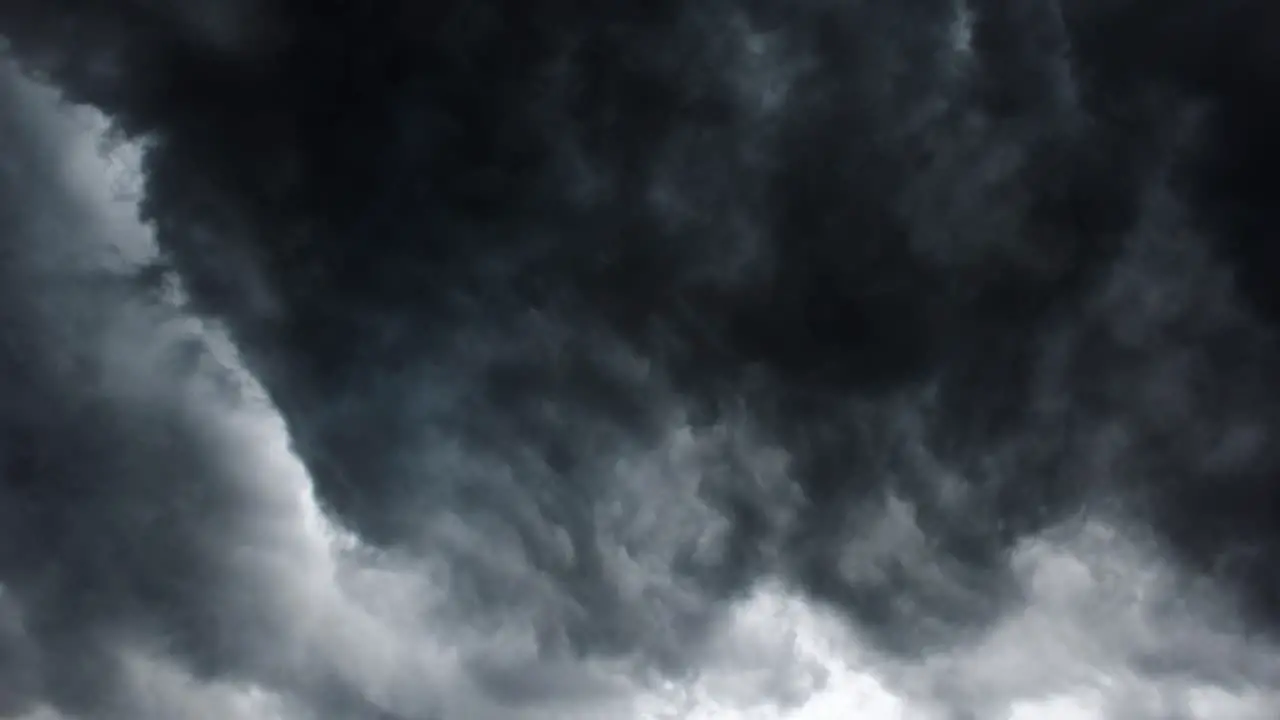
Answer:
[{"left": 1, "top": 1, "right": 1279, "bottom": 718}]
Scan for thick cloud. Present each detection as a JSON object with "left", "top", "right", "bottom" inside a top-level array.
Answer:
[{"left": 2, "top": 1, "right": 1279, "bottom": 718}]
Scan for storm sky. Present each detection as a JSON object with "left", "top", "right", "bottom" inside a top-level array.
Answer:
[{"left": 1, "top": 1, "right": 1279, "bottom": 718}]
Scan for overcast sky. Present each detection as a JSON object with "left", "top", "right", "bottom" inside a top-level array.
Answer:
[{"left": 2, "top": 2, "right": 1280, "bottom": 719}]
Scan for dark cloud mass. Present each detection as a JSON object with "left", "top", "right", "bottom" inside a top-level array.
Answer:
[{"left": 1, "top": 1, "right": 1279, "bottom": 718}]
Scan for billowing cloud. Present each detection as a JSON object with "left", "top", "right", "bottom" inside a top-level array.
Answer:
[{"left": 2, "top": 1, "right": 1279, "bottom": 718}]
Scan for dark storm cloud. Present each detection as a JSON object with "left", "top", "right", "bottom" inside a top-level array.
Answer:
[
  {"left": 0, "top": 63, "right": 788, "bottom": 720},
  {"left": 3, "top": 1, "right": 1280, "bottom": 718}
]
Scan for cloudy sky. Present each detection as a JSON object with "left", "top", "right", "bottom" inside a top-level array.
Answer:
[{"left": 2, "top": 1, "right": 1279, "bottom": 718}]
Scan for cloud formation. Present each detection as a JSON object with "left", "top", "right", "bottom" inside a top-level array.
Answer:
[{"left": 2, "top": 1, "right": 1280, "bottom": 718}]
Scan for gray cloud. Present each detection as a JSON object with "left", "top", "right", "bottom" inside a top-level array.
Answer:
[{"left": 3, "top": 1, "right": 1280, "bottom": 718}]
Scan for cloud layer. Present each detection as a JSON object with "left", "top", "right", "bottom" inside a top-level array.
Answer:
[{"left": 2, "top": 1, "right": 1280, "bottom": 718}]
